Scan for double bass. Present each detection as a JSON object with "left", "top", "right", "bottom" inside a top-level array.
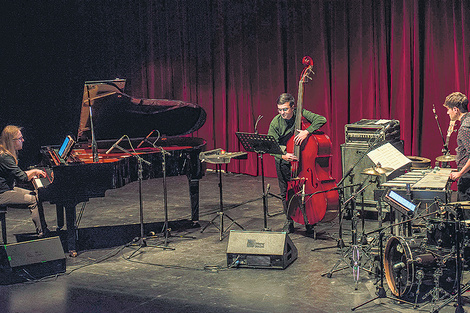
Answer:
[{"left": 286, "top": 56, "right": 339, "bottom": 229}]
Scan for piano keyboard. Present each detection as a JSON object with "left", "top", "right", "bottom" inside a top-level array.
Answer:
[{"left": 32, "top": 167, "right": 54, "bottom": 189}]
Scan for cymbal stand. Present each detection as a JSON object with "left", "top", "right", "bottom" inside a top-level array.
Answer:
[
  {"left": 201, "top": 163, "right": 244, "bottom": 240},
  {"left": 321, "top": 178, "right": 376, "bottom": 289}
]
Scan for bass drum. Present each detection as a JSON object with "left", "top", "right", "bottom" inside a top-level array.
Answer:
[{"left": 384, "top": 236, "right": 458, "bottom": 301}]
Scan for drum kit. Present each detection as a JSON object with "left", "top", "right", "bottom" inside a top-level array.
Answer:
[
  {"left": 338, "top": 163, "right": 470, "bottom": 312},
  {"left": 378, "top": 200, "right": 470, "bottom": 311}
]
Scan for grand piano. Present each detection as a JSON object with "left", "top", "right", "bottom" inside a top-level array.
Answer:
[{"left": 38, "top": 79, "right": 207, "bottom": 254}]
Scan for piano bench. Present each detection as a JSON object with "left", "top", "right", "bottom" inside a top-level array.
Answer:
[{"left": 0, "top": 206, "right": 6, "bottom": 244}]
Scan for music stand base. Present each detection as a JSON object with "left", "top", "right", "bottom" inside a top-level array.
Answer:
[{"left": 126, "top": 237, "right": 175, "bottom": 259}]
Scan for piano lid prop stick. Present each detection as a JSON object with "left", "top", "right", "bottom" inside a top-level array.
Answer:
[{"left": 105, "top": 135, "right": 126, "bottom": 154}]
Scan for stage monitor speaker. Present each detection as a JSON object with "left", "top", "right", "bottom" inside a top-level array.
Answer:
[
  {"left": 0, "top": 236, "right": 66, "bottom": 284},
  {"left": 226, "top": 230, "right": 297, "bottom": 269}
]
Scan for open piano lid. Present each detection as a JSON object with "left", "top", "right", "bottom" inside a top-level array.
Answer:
[{"left": 77, "top": 79, "right": 206, "bottom": 141}]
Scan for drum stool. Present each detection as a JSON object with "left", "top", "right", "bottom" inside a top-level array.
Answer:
[{"left": 0, "top": 205, "right": 6, "bottom": 244}]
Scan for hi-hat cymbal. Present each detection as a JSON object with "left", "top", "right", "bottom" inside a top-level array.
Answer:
[
  {"left": 361, "top": 168, "right": 381, "bottom": 176},
  {"left": 375, "top": 166, "right": 394, "bottom": 174},
  {"left": 436, "top": 155, "right": 456, "bottom": 162}
]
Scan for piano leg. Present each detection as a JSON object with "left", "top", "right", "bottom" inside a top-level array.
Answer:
[
  {"left": 64, "top": 203, "right": 78, "bottom": 257},
  {"left": 56, "top": 204, "right": 64, "bottom": 230},
  {"left": 188, "top": 178, "right": 199, "bottom": 223}
]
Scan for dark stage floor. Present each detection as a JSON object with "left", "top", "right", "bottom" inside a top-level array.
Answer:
[{"left": 0, "top": 170, "right": 469, "bottom": 313}]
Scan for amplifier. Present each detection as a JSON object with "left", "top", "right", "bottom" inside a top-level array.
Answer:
[
  {"left": 345, "top": 119, "right": 401, "bottom": 144},
  {"left": 341, "top": 141, "right": 405, "bottom": 207}
]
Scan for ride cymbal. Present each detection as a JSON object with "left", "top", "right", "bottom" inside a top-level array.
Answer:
[{"left": 436, "top": 155, "right": 456, "bottom": 162}]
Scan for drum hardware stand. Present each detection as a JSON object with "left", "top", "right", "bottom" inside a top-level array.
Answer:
[
  {"left": 353, "top": 211, "right": 443, "bottom": 311},
  {"left": 200, "top": 163, "right": 244, "bottom": 240},
  {"left": 425, "top": 204, "right": 466, "bottom": 313},
  {"left": 351, "top": 228, "right": 415, "bottom": 311},
  {"left": 321, "top": 179, "right": 375, "bottom": 289},
  {"left": 421, "top": 267, "right": 451, "bottom": 312},
  {"left": 235, "top": 132, "right": 285, "bottom": 231},
  {"left": 414, "top": 270, "right": 425, "bottom": 308},
  {"left": 359, "top": 174, "right": 383, "bottom": 245}
]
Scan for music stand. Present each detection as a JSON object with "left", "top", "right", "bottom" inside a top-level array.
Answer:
[{"left": 236, "top": 132, "right": 284, "bottom": 230}]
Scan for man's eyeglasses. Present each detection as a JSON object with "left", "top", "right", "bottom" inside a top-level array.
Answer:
[{"left": 13, "top": 136, "right": 24, "bottom": 141}]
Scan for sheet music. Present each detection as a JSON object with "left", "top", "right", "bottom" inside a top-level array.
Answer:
[{"left": 367, "top": 142, "right": 411, "bottom": 172}]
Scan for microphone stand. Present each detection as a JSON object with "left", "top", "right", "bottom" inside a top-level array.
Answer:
[
  {"left": 432, "top": 104, "right": 449, "bottom": 155},
  {"left": 143, "top": 133, "right": 196, "bottom": 247},
  {"left": 318, "top": 127, "right": 390, "bottom": 251},
  {"left": 110, "top": 141, "right": 174, "bottom": 259}
]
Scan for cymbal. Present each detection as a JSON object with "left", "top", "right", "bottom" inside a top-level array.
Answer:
[
  {"left": 436, "top": 155, "right": 456, "bottom": 162},
  {"left": 361, "top": 168, "right": 381, "bottom": 176},
  {"left": 447, "top": 201, "right": 470, "bottom": 208},
  {"left": 374, "top": 166, "right": 394, "bottom": 174}
]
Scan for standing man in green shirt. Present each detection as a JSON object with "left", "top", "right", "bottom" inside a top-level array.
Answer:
[{"left": 267, "top": 93, "right": 327, "bottom": 234}]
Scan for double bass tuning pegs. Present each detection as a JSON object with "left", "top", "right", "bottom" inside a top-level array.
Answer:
[{"left": 302, "top": 56, "right": 314, "bottom": 67}]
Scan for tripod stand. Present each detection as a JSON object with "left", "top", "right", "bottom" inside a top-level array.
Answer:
[
  {"left": 321, "top": 177, "right": 377, "bottom": 289},
  {"left": 200, "top": 162, "right": 244, "bottom": 240},
  {"left": 199, "top": 149, "right": 246, "bottom": 240},
  {"left": 108, "top": 137, "right": 176, "bottom": 259},
  {"left": 236, "top": 132, "right": 284, "bottom": 231}
]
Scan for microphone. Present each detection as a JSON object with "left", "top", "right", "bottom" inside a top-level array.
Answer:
[
  {"left": 393, "top": 262, "right": 406, "bottom": 272},
  {"left": 254, "top": 115, "right": 263, "bottom": 134},
  {"left": 105, "top": 135, "right": 126, "bottom": 154},
  {"left": 137, "top": 129, "right": 156, "bottom": 148},
  {"left": 381, "top": 120, "right": 396, "bottom": 133}
]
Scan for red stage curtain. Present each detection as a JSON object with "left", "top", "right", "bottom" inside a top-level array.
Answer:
[{"left": 98, "top": 0, "right": 470, "bottom": 180}]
